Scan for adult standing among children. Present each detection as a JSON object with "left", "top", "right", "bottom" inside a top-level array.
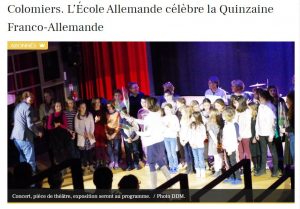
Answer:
[
  {"left": 10, "top": 91, "right": 43, "bottom": 173},
  {"left": 125, "top": 82, "right": 145, "bottom": 118},
  {"left": 122, "top": 97, "right": 171, "bottom": 189},
  {"left": 268, "top": 85, "right": 288, "bottom": 173}
]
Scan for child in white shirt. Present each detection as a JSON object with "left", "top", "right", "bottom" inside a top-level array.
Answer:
[
  {"left": 188, "top": 112, "right": 207, "bottom": 178},
  {"left": 222, "top": 107, "right": 242, "bottom": 185},
  {"left": 162, "top": 103, "right": 180, "bottom": 173}
]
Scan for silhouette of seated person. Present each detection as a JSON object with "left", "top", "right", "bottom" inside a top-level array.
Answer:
[
  {"left": 118, "top": 174, "right": 140, "bottom": 194},
  {"left": 13, "top": 162, "right": 33, "bottom": 189},
  {"left": 48, "top": 171, "right": 64, "bottom": 189},
  {"left": 93, "top": 166, "right": 113, "bottom": 192}
]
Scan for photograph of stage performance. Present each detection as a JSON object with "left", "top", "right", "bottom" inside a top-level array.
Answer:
[{"left": 7, "top": 42, "right": 295, "bottom": 202}]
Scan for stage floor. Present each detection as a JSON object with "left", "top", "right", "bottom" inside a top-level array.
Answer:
[{"left": 60, "top": 165, "right": 291, "bottom": 190}]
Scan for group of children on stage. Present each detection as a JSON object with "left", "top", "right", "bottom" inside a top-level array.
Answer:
[{"left": 31, "top": 81, "right": 295, "bottom": 188}]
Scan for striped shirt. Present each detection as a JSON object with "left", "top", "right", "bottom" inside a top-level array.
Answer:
[{"left": 65, "top": 110, "right": 77, "bottom": 131}]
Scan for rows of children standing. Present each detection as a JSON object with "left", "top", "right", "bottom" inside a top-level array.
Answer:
[{"left": 11, "top": 78, "right": 295, "bottom": 189}]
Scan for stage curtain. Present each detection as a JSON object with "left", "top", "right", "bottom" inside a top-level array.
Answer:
[{"left": 79, "top": 42, "right": 151, "bottom": 100}]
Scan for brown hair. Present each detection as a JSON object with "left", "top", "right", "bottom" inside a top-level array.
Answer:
[
  {"left": 163, "top": 82, "right": 175, "bottom": 94},
  {"left": 113, "top": 89, "right": 122, "bottom": 95},
  {"left": 21, "top": 91, "right": 33, "bottom": 100},
  {"left": 91, "top": 97, "right": 101, "bottom": 108},
  {"left": 77, "top": 101, "right": 89, "bottom": 119},
  {"left": 231, "top": 80, "right": 245, "bottom": 91},
  {"left": 146, "top": 97, "right": 160, "bottom": 112},
  {"left": 190, "top": 111, "right": 203, "bottom": 128},
  {"left": 107, "top": 101, "right": 116, "bottom": 109},
  {"left": 128, "top": 82, "right": 138, "bottom": 89},
  {"left": 235, "top": 96, "right": 248, "bottom": 113},
  {"left": 176, "top": 97, "right": 186, "bottom": 105},
  {"left": 164, "top": 103, "right": 173, "bottom": 110}
]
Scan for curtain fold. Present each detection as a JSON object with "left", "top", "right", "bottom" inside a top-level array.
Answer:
[{"left": 79, "top": 42, "right": 150, "bottom": 100}]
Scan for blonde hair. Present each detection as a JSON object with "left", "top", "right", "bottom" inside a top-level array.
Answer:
[
  {"left": 208, "top": 108, "right": 218, "bottom": 123},
  {"left": 248, "top": 102, "right": 258, "bottom": 119},
  {"left": 222, "top": 107, "right": 236, "bottom": 122},
  {"left": 181, "top": 106, "right": 192, "bottom": 121},
  {"left": 190, "top": 100, "right": 199, "bottom": 107}
]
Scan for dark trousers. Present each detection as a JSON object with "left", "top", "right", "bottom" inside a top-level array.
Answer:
[
  {"left": 183, "top": 142, "right": 193, "bottom": 165},
  {"left": 80, "top": 148, "right": 95, "bottom": 167},
  {"left": 124, "top": 140, "right": 140, "bottom": 167},
  {"left": 274, "top": 137, "right": 284, "bottom": 171},
  {"left": 259, "top": 136, "right": 278, "bottom": 173},
  {"left": 226, "top": 151, "right": 241, "bottom": 179},
  {"left": 177, "top": 137, "right": 185, "bottom": 163},
  {"left": 137, "top": 138, "right": 144, "bottom": 160},
  {"left": 95, "top": 147, "right": 107, "bottom": 163},
  {"left": 250, "top": 139, "right": 261, "bottom": 171},
  {"left": 147, "top": 141, "right": 167, "bottom": 172}
]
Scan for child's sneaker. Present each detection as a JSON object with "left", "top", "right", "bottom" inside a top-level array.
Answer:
[
  {"left": 231, "top": 178, "right": 242, "bottom": 185},
  {"left": 195, "top": 168, "right": 201, "bottom": 178},
  {"left": 200, "top": 169, "right": 206, "bottom": 179},
  {"left": 212, "top": 170, "right": 221, "bottom": 177},
  {"left": 134, "top": 164, "right": 141, "bottom": 170},
  {"left": 109, "top": 162, "right": 114, "bottom": 169},
  {"left": 114, "top": 163, "right": 119, "bottom": 169},
  {"left": 223, "top": 177, "right": 233, "bottom": 183}
]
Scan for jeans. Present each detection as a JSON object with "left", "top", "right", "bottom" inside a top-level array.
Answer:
[
  {"left": 289, "top": 133, "right": 295, "bottom": 162},
  {"left": 184, "top": 142, "right": 193, "bottom": 165},
  {"left": 14, "top": 139, "right": 36, "bottom": 173},
  {"left": 226, "top": 151, "right": 241, "bottom": 179},
  {"left": 124, "top": 139, "right": 140, "bottom": 167},
  {"left": 164, "top": 138, "right": 179, "bottom": 169},
  {"left": 192, "top": 148, "right": 205, "bottom": 169},
  {"left": 107, "top": 138, "right": 120, "bottom": 163},
  {"left": 259, "top": 136, "right": 278, "bottom": 173}
]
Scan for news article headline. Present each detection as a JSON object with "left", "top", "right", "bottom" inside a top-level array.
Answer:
[{"left": 7, "top": 1, "right": 275, "bottom": 32}]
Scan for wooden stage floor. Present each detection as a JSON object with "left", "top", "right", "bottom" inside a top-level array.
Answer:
[{"left": 59, "top": 165, "right": 291, "bottom": 190}]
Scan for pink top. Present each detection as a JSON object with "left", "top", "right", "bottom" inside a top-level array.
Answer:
[{"left": 47, "top": 111, "right": 68, "bottom": 130}]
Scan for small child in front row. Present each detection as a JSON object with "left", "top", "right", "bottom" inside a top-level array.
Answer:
[
  {"left": 248, "top": 102, "right": 261, "bottom": 174},
  {"left": 222, "top": 107, "right": 242, "bottom": 185},
  {"left": 120, "top": 107, "right": 141, "bottom": 170},
  {"left": 207, "top": 108, "right": 223, "bottom": 177},
  {"left": 188, "top": 112, "right": 207, "bottom": 178},
  {"left": 162, "top": 103, "right": 180, "bottom": 173}
]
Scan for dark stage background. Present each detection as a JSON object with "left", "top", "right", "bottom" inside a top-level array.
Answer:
[{"left": 150, "top": 42, "right": 294, "bottom": 96}]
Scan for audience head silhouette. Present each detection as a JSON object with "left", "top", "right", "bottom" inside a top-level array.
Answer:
[
  {"left": 93, "top": 166, "right": 113, "bottom": 190},
  {"left": 13, "top": 162, "right": 33, "bottom": 189},
  {"left": 118, "top": 174, "right": 140, "bottom": 191}
]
